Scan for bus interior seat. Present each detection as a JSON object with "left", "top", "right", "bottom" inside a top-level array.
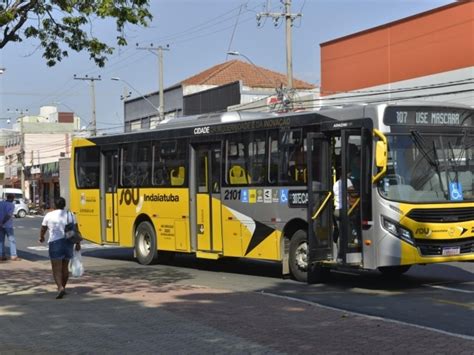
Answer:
[
  {"left": 229, "top": 165, "right": 250, "bottom": 185},
  {"left": 295, "top": 166, "right": 307, "bottom": 183},
  {"left": 288, "top": 165, "right": 307, "bottom": 183},
  {"left": 170, "top": 166, "right": 185, "bottom": 186}
]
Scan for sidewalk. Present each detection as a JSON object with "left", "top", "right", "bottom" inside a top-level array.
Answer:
[{"left": 1, "top": 258, "right": 473, "bottom": 354}]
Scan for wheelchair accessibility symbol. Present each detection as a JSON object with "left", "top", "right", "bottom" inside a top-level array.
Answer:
[
  {"left": 280, "top": 189, "right": 288, "bottom": 204},
  {"left": 449, "top": 182, "right": 463, "bottom": 201}
]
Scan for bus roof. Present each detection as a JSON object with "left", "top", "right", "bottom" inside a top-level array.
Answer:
[{"left": 155, "top": 110, "right": 279, "bottom": 130}]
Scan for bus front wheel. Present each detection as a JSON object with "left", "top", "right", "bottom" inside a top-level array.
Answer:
[
  {"left": 135, "top": 221, "right": 158, "bottom": 265},
  {"left": 289, "top": 230, "right": 308, "bottom": 282}
]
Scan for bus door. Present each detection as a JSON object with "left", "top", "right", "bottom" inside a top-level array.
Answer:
[
  {"left": 307, "top": 121, "right": 372, "bottom": 272},
  {"left": 100, "top": 149, "right": 119, "bottom": 244},
  {"left": 192, "top": 143, "right": 223, "bottom": 253},
  {"left": 306, "top": 132, "right": 333, "bottom": 271}
]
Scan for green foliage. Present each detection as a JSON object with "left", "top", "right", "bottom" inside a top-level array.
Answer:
[{"left": 0, "top": 0, "right": 152, "bottom": 67}]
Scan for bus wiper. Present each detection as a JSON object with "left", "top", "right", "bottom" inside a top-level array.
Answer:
[
  {"left": 447, "top": 141, "right": 460, "bottom": 184},
  {"left": 410, "top": 130, "right": 448, "bottom": 198},
  {"left": 431, "top": 140, "right": 449, "bottom": 199}
]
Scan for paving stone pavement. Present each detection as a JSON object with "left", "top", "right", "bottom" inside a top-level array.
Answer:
[{"left": 0, "top": 258, "right": 473, "bottom": 354}]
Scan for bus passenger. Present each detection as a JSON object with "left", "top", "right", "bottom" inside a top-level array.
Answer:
[
  {"left": 333, "top": 176, "right": 354, "bottom": 219},
  {"left": 333, "top": 169, "right": 359, "bottom": 246}
]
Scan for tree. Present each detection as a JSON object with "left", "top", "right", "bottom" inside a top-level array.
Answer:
[{"left": 0, "top": 0, "right": 152, "bottom": 66}]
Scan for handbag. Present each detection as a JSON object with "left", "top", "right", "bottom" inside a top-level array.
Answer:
[{"left": 64, "top": 210, "right": 83, "bottom": 243}]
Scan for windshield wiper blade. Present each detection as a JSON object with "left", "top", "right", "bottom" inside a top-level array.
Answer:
[
  {"left": 411, "top": 131, "right": 438, "bottom": 168},
  {"left": 410, "top": 130, "right": 448, "bottom": 198},
  {"left": 448, "top": 141, "right": 460, "bottom": 183},
  {"left": 432, "top": 140, "right": 449, "bottom": 199}
]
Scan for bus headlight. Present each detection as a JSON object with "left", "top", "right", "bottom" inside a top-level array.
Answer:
[{"left": 381, "top": 216, "right": 414, "bottom": 245}]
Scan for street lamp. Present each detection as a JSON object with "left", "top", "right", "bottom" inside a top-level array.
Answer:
[
  {"left": 111, "top": 77, "right": 160, "bottom": 116},
  {"left": 227, "top": 50, "right": 295, "bottom": 112},
  {"left": 0, "top": 117, "right": 11, "bottom": 126}
]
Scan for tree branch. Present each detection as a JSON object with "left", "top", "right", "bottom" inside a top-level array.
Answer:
[{"left": 0, "top": 0, "right": 39, "bottom": 48}]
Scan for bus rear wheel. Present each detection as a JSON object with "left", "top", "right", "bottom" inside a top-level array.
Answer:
[
  {"left": 135, "top": 221, "right": 158, "bottom": 265},
  {"left": 289, "top": 230, "right": 308, "bottom": 282},
  {"left": 378, "top": 265, "right": 411, "bottom": 277}
]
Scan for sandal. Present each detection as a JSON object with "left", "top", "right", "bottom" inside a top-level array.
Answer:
[{"left": 10, "top": 257, "right": 21, "bottom": 261}]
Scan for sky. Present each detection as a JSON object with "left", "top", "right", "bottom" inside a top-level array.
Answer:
[{"left": 0, "top": 0, "right": 454, "bottom": 134}]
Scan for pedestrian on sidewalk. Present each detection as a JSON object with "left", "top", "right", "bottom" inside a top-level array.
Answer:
[
  {"left": 0, "top": 193, "right": 19, "bottom": 261},
  {"left": 39, "top": 197, "right": 81, "bottom": 299}
]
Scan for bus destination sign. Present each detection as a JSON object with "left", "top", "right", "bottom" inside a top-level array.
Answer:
[{"left": 384, "top": 107, "right": 472, "bottom": 127}]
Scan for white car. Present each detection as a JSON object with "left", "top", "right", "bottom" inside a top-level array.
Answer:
[{"left": 13, "top": 199, "right": 29, "bottom": 218}]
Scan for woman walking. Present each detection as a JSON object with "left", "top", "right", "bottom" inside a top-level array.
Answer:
[{"left": 39, "top": 197, "right": 81, "bottom": 299}]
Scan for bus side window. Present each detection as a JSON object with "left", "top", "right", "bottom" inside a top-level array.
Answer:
[
  {"left": 152, "top": 140, "right": 186, "bottom": 187},
  {"left": 225, "top": 138, "right": 247, "bottom": 185},
  {"left": 122, "top": 163, "right": 137, "bottom": 187},
  {"left": 268, "top": 131, "right": 279, "bottom": 184},
  {"left": 153, "top": 165, "right": 169, "bottom": 186},
  {"left": 248, "top": 133, "right": 266, "bottom": 184},
  {"left": 136, "top": 144, "right": 152, "bottom": 186},
  {"left": 281, "top": 129, "right": 306, "bottom": 185},
  {"left": 75, "top": 147, "right": 100, "bottom": 188}
]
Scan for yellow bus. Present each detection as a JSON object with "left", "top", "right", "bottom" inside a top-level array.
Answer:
[{"left": 70, "top": 103, "right": 474, "bottom": 282}]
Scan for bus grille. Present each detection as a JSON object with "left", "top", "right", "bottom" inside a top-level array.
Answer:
[
  {"left": 407, "top": 207, "right": 474, "bottom": 223},
  {"left": 415, "top": 237, "right": 474, "bottom": 256}
]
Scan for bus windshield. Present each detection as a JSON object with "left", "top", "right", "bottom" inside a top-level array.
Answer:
[{"left": 379, "top": 132, "right": 474, "bottom": 203}]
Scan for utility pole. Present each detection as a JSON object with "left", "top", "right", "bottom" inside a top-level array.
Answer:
[
  {"left": 6, "top": 109, "right": 28, "bottom": 198},
  {"left": 257, "top": 0, "right": 301, "bottom": 89},
  {"left": 73, "top": 74, "right": 101, "bottom": 136},
  {"left": 137, "top": 43, "right": 170, "bottom": 122}
]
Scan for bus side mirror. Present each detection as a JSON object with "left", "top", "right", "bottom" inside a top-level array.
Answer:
[
  {"left": 375, "top": 141, "right": 387, "bottom": 168},
  {"left": 372, "top": 129, "right": 388, "bottom": 184}
]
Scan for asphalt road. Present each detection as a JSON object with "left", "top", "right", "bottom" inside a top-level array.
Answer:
[{"left": 13, "top": 215, "right": 474, "bottom": 338}]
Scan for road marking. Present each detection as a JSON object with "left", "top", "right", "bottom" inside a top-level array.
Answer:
[
  {"left": 27, "top": 246, "right": 49, "bottom": 251},
  {"left": 433, "top": 299, "right": 474, "bottom": 310},
  {"left": 261, "top": 292, "right": 474, "bottom": 341},
  {"left": 424, "top": 284, "right": 474, "bottom": 294},
  {"left": 27, "top": 243, "right": 116, "bottom": 251}
]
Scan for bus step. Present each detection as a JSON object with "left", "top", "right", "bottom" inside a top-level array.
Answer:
[{"left": 196, "top": 251, "right": 221, "bottom": 260}]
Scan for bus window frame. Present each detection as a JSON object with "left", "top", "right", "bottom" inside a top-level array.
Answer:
[{"left": 74, "top": 146, "right": 100, "bottom": 189}]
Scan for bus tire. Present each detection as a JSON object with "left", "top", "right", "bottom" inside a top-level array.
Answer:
[
  {"left": 378, "top": 265, "right": 411, "bottom": 277},
  {"left": 135, "top": 221, "right": 158, "bottom": 265},
  {"left": 289, "top": 230, "right": 308, "bottom": 282}
]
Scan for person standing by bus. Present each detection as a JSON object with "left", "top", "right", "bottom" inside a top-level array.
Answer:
[
  {"left": 0, "top": 193, "right": 19, "bottom": 261},
  {"left": 39, "top": 197, "right": 81, "bottom": 299}
]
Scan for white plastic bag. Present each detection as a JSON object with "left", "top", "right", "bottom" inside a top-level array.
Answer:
[{"left": 69, "top": 249, "right": 84, "bottom": 277}]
